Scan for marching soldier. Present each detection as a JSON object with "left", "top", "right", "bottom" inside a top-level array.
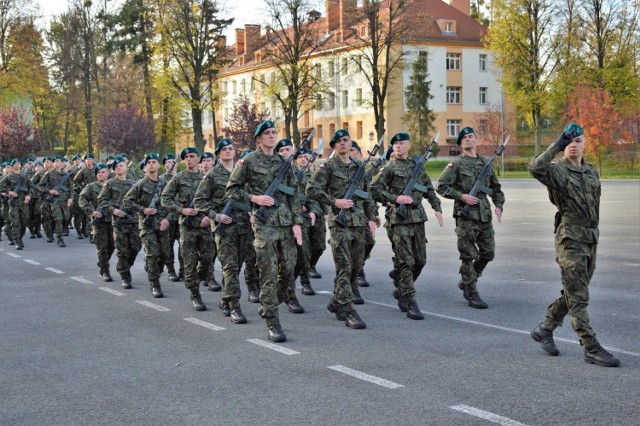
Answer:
[
  {"left": 199, "top": 151, "right": 221, "bottom": 292},
  {"left": 23, "top": 157, "right": 41, "bottom": 239},
  {"left": 32, "top": 157, "right": 54, "bottom": 241},
  {"left": 38, "top": 156, "right": 73, "bottom": 247},
  {"left": 0, "top": 159, "right": 33, "bottom": 250},
  {"left": 73, "top": 153, "right": 97, "bottom": 239},
  {"left": 159, "top": 154, "right": 182, "bottom": 282}
]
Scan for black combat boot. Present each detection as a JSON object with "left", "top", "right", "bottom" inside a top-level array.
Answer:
[
  {"left": 267, "top": 322, "right": 286, "bottom": 342},
  {"left": 327, "top": 299, "right": 347, "bottom": 321},
  {"left": 300, "top": 277, "right": 315, "bottom": 296},
  {"left": 46, "top": 234, "right": 54, "bottom": 243},
  {"left": 229, "top": 301, "right": 247, "bottom": 324},
  {"left": 101, "top": 271, "right": 114, "bottom": 282},
  {"left": 584, "top": 341, "right": 620, "bottom": 367},
  {"left": 406, "top": 299, "right": 425, "bottom": 320},
  {"left": 15, "top": 238, "right": 24, "bottom": 250},
  {"left": 354, "top": 272, "right": 369, "bottom": 287},
  {"left": 458, "top": 282, "right": 488, "bottom": 309},
  {"left": 77, "top": 229, "right": 84, "bottom": 239},
  {"left": 190, "top": 288, "right": 206, "bottom": 311},
  {"left": 167, "top": 268, "right": 180, "bottom": 282},
  {"left": 121, "top": 273, "right": 132, "bottom": 289},
  {"left": 286, "top": 296, "right": 305, "bottom": 314},
  {"left": 392, "top": 289, "right": 408, "bottom": 312},
  {"left": 151, "top": 282, "right": 164, "bottom": 298},
  {"left": 308, "top": 266, "right": 321, "bottom": 279},
  {"left": 351, "top": 286, "right": 364, "bottom": 305},
  {"left": 218, "top": 298, "right": 231, "bottom": 316},
  {"left": 207, "top": 277, "right": 222, "bottom": 291},
  {"left": 530, "top": 323, "right": 560, "bottom": 356},
  {"left": 8, "top": 237, "right": 14, "bottom": 245},
  {"left": 29, "top": 227, "right": 36, "bottom": 239},
  {"left": 57, "top": 235, "right": 66, "bottom": 247},
  {"left": 345, "top": 309, "right": 366, "bottom": 329},
  {"left": 247, "top": 288, "right": 260, "bottom": 303}
]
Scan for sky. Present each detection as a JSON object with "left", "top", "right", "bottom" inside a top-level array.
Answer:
[{"left": 35, "top": 0, "right": 263, "bottom": 44}]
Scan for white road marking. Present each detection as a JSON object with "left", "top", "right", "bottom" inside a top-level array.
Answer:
[
  {"left": 45, "top": 267, "right": 64, "bottom": 274},
  {"left": 99, "top": 287, "right": 126, "bottom": 296},
  {"left": 315, "top": 290, "right": 333, "bottom": 295},
  {"left": 6, "top": 253, "right": 21, "bottom": 258},
  {"left": 136, "top": 300, "right": 170, "bottom": 312},
  {"left": 450, "top": 405, "right": 528, "bottom": 426},
  {"left": 247, "top": 339, "right": 300, "bottom": 355},
  {"left": 70, "top": 276, "right": 93, "bottom": 284},
  {"left": 327, "top": 365, "right": 404, "bottom": 389},
  {"left": 184, "top": 317, "right": 225, "bottom": 331},
  {"left": 23, "top": 259, "right": 40, "bottom": 265}
]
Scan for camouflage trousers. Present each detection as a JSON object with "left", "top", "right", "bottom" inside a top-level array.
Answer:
[
  {"left": 543, "top": 238, "right": 597, "bottom": 346},
  {"left": 180, "top": 224, "right": 214, "bottom": 290},
  {"left": 0, "top": 202, "right": 6, "bottom": 235},
  {"left": 308, "top": 214, "right": 327, "bottom": 267},
  {"left": 329, "top": 225, "right": 367, "bottom": 309},
  {"left": 141, "top": 227, "right": 171, "bottom": 284},
  {"left": 50, "top": 201, "right": 71, "bottom": 237},
  {"left": 40, "top": 201, "right": 53, "bottom": 236},
  {"left": 164, "top": 221, "right": 182, "bottom": 274},
  {"left": 7, "top": 200, "right": 29, "bottom": 240},
  {"left": 215, "top": 225, "right": 254, "bottom": 307},
  {"left": 208, "top": 224, "right": 218, "bottom": 280},
  {"left": 294, "top": 219, "right": 311, "bottom": 282},
  {"left": 28, "top": 198, "right": 41, "bottom": 233},
  {"left": 244, "top": 227, "right": 259, "bottom": 289},
  {"left": 455, "top": 217, "right": 495, "bottom": 291},
  {"left": 71, "top": 196, "right": 86, "bottom": 232},
  {"left": 93, "top": 222, "right": 115, "bottom": 274},
  {"left": 392, "top": 222, "right": 427, "bottom": 301},
  {"left": 354, "top": 222, "right": 375, "bottom": 278},
  {"left": 114, "top": 222, "right": 142, "bottom": 278},
  {"left": 254, "top": 223, "right": 297, "bottom": 325},
  {"left": 385, "top": 217, "right": 399, "bottom": 277}
]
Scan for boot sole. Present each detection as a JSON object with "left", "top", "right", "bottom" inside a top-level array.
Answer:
[
  {"left": 346, "top": 321, "right": 366, "bottom": 329},
  {"left": 585, "top": 356, "right": 620, "bottom": 367}
]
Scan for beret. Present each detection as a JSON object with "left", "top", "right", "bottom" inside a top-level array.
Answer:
[
  {"left": 564, "top": 122, "right": 584, "bottom": 139},
  {"left": 71, "top": 154, "right": 81, "bottom": 160},
  {"left": 390, "top": 132, "right": 410, "bottom": 145},
  {"left": 456, "top": 127, "right": 475, "bottom": 145},
  {"left": 94, "top": 163, "right": 109, "bottom": 175},
  {"left": 239, "top": 149, "right": 253, "bottom": 160},
  {"left": 84, "top": 153, "right": 95, "bottom": 160},
  {"left": 384, "top": 145, "right": 394, "bottom": 161},
  {"left": 255, "top": 120, "right": 275, "bottom": 138},
  {"left": 53, "top": 155, "right": 64, "bottom": 161},
  {"left": 351, "top": 140, "right": 361, "bottom": 152},
  {"left": 111, "top": 156, "right": 126, "bottom": 169},
  {"left": 25, "top": 157, "right": 35, "bottom": 162},
  {"left": 162, "top": 154, "right": 176, "bottom": 165},
  {"left": 330, "top": 129, "right": 350, "bottom": 148},
  {"left": 119, "top": 153, "right": 128, "bottom": 158},
  {"left": 300, "top": 147, "right": 313, "bottom": 156},
  {"left": 275, "top": 138, "right": 293, "bottom": 152},
  {"left": 143, "top": 152, "right": 160, "bottom": 165},
  {"left": 215, "top": 138, "right": 233, "bottom": 155},
  {"left": 10, "top": 158, "right": 21, "bottom": 166},
  {"left": 180, "top": 146, "right": 200, "bottom": 160},
  {"left": 200, "top": 152, "right": 214, "bottom": 162}
]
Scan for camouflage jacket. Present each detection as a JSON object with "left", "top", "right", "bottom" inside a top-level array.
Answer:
[
  {"left": 306, "top": 156, "right": 376, "bottom": 227},
  {"left": 529, "top": 144, "right": 599, "bottom": 244},
  {"left": 38, "top": 170, "right": 73, "bottom": 204},
  {"left": 295, "top": 167, "right": 323, "bottom": 220},
  {"left": 371, "top": 158, "right": 441, "bottom": 225},
  {"left": 79, "top": 181, "right": 110, "bottom": 223},
  {"left": 123, "top": 176, "right": 168, "bottom": 230},
  {"left": 225, "top": 147, "right": 303, "bottom": 227},
  {"left": 161, "top": 169, "right": 204, "bottom": 226},
  {"left": 0, "top": 173, "right": 33, "bottom": 203},
  {"left": 73, "top": 167, "right": 96, "bottom": 195},
  {"left": 436, "top": 155, "right": 504, "bottom": 222},
  {"left": 98, "top": 177, "right": 137, "bottom": 224}
]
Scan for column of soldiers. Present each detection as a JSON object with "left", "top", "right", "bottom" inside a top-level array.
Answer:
[{"left": 0, "top": 119, "right": 621, "bottom": 367}]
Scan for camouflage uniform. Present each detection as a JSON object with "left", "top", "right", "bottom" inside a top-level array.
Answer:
[
  {"left": 159, "top": 169, "right": 182, "bottom": 278},
  {"left": 79, "top": 180, "right": 114, "bottom": 277},
  {"left": 308, "top": 204, "right": 328, "bottom": 270},
  {"left": 38, "top": 170, "right": 73, "bottom": 240},
  {"left": 371, "top": 157, "right": 442, "bottom": 303},
  {"left": 295, "top": 167, "right": 322, "bottom": 287},
  {"left": 226, "top": 147, "right": 303, "bottom": 326},
  {"left": 73, "top": 166, "right": 96, "bottom": 237},
  {"left": 123, "top": 176, "right": 170, "bottom": 289},
  {"left": 0, "top": 173, "right": 32, "bottom": 243},
  {"left": 436, "top": 155, "right": 504, "bottom": 294},
  {"left": 98, "top": 177, "right": 141, "bottom": 282},
  {"left": 31, "top": 169, "right": 53, "bottom": 239},
  {"left": 529, "top": 144, "right": 600, "bottom": 345},
  {"left": 307, "top": 156, "right": 376, "bottom": 310},
  {"left": 25, "top": 167, "right": 41, "bottom": 237}
]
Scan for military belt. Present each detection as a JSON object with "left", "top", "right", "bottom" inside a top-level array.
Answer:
[{"left": 561, "top": 216, "right": 598, "bottom": 228}]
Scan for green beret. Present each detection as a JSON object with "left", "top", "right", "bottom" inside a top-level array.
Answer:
[
  {"left": 390, "top": 132, "right": 410, "bottom": 145},
  {"left": 456, "top": 127, "right": 475, "bottom": 145},
  {"left": 35, "top": 161, "right": 43, "bottom": 167},
  {"left": 119, "top": 153, "right": 128, "bottom": 159},
  {"left": 200, "top": 152, "right": 214, "bottom": 162},
  {"left": 94, "top": 163, "right": 109, "bottom": 175},
  {"left": 53, "top": 155, "right": 64, "bottom": 161},
  {"left": 143, "top": 152, "right": 160, "bottom": 165},
  {"left": 564, "top": 122, "right": 584, "bottom": 139},
  {"left": 25, "top": 157, "right": 35, "bottom": 163},
  {"left": 162, "top": 154, "right": 176, "bottom": 165},
  {"left": 384, "top": 145, "right": 394, "bottom": 161},
  {"left": 44, "top": 156, "right": 53, "bottom": 162},
  {"left": 180, "top": 146, "right": 199, "bottom": 160},
  {"left": 330, "top": 129, "right": 350, "bottom": 148},
  {"left": 107, "top": 155, "right": 116, "bottom": 161},
  {"left": 239, "top": 149, "right": 253, "bottom": 160},
  {"left": 111, "top": 156, "right": 126, "bottom": 169},
  {"left": 84, "top": 153, "right": 95, "bottom": 160},
  {"left": 10, "top": 158, "right": 21, "bottom": 166},
  {"left": 275, "top": 138, "right": 293, "bottom": 152},
  {"left": 351, "top": 140, "right": 361, "bottom": 152},
  {"left": 254, "top": 120, "right": 275, "bottom": 138},
  {"left": 300, "top": 147, "right": 313, "bottom": 155},
  {"left": 71, "top": 154, "right": 81, "bottom": 160},
  {"left": 215, "top": 138, "right": 233, "bottom": 155}
]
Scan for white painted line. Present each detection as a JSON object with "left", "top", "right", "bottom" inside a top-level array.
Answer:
[
  {"left": 327, "top": 365, "right": 404, "bottom": 389},
  {"left": 70, "top": 276, "right": 93, "bottom": 284},
  {"left": 6, "top": 253, "right": 21, "bottom": 258},
  {"left": 45, "top": 267, "right": 64, "bottom": 274},
  {"left": 247, "top": 339, "right": 300, "bottom": 355},
  {"left": 184, "top": 317, "right": 225, "bottom": 331},
  {"left": 450, "top": 405, "right": 528, "bottom": 426},
  {"left": 315, "top": 290, "right": 332, "bottom": 295},
  {"left": 136, "top": 300, "right": 170, "bottom": 312},
  {"left": 23, "top": 259, "right": 40, "bottom": 265},
  {"left": 99, "top": 287, "right": 126, "bottom": 296}
]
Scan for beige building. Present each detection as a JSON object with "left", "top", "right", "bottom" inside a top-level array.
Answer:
[{"left": 206, "top": 0, "right": 514, "bottom": 157}]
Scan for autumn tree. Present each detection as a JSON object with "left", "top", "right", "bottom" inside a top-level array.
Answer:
[
  {"left": 403, "top": 52, "right": 436, "bottom": 156},
  {"left": 220, "top": 94, "right": 270, "bottom": 152},
  {"left": 0, "top": 106, "right": 44, "bottom": 159},
  {"left": 97, "top": 105, "right": 156, "bottom": 156},
  {"left": 0, "top": 0, "right": 36, "bottom": 76}
]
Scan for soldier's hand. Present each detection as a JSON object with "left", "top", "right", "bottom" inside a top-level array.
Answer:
[
  {"left": 216, "top": 213, "right": 233, "bottom": 224},
  {"left": 66, "top": 198, "right": 73, "bottom": 207},
  {"left": 251, "top": 195, "right": 275, "bottom": 206},
  {"left": 8, "top": 191, "right": 18, "bottom": 197},
  {"left": 49, "top": 189, "right": 59, "bottom": 196},
  {"left": 92, "top": 210, "right": 103, "bottom": 219},
  {"left": 335, "top": 198, "right": 354, "bottom": 209},
  {"left": 309, "top": 212, "right": 316, "bottom": 226},
  {"left": 495, "top": 207, "right": 503, "bottom": 223},
  {"left": 292, "top": 224, "right": 302, "bottom": 245},
  {"left": 375, "top": 217, "right": 382, "bottom": 228},
  {"left": 182, "top": 207, "right": 197, "bottom": 216},
  {"left": 461, "top": 194, "right": 479, "bottom": 205},
  {"left": 200, "top": 215, "right": 211, "bottom": 228},
  {"left": 159, "top": 218, "right": 169, "bottom": 231},
  {"left": 435, "top": 211, "right": 444, "bottom": 227},
  {"left": 396, "top": 195, "right": 413, "bottom": 205},
  {"left": 113, "top": 208, "right": 126, "bottom": 217},
  {"left": 368, "top": 220, "right": 376, "bottom": 238},
  {"left": 144, "top": 208, "right": 157, "bottom": 215}
]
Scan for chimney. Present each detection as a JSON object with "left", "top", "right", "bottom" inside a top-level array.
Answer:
[
  {"left": 326, "top": 0, "right": 340, "bottom": 33},
  {"left": 340, "top": 0, "right": 357, "bottom": 38},
  {"left": 215, "top": 35, "right": 227, "bottom": 54},
  {"left": 444, "top": 0, "right": 470, "bottom": 16},
  {"left": 235, "top": 28, "right": 245, "bottom": 55},
  {"left": 244, "top": 24, "right": 261, "bottom": 55}
]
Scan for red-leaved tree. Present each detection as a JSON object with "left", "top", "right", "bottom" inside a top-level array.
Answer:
[
  {"left": 220, "top": 94, "right": 271, "bottom": 152},
  {"left": 98, "top": 106, "right": 156, "bottom": 157},
  {"left": 0, "top": 106, "right": 45, "bottom": 160}
]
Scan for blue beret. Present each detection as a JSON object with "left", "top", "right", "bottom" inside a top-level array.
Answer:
[
  {"left": 239, "top": 149, "right": 253, "bottom": 160},
  {"left": 94, "top": 163, "right": 109, "bottom": 175},
  {"left": 384, "top": 145, "right": 394, "bottom": 161},
  {"left": 84, "top": 153, "right": 95, "bottom": 160},
  {"left": 390, "top": 132, "right": 410, "bottom": 145},
  {"left": 180, "top": 146, "right": 200, "bottom": 160},
  {"left": 215, "top": 138, "right": 233, "bottom": 155},
  {"left": 200, "top": 152, "right": 214, "bottom": 162},
  {"left": 275, "top": 138, "right": 293, "bottom": 152},
  {"left": 162, "top": 154, "right": 176, "bottom": 165},
  {"left": 456, "top": 127, "right": 475, "bottom": 145},
  {"left": 351, "top": 140, "right": 361, "bottom": 152},
  {"left": 143, "top": 153, "right": 160, "bottom": 165},
  {"left": 564, "top": 123, "right": 584, "bottom": 139},
  {"left": 330, "top": 129, "right": 350, "bottom": 148},
  {"left": 254, "top": 120, "right": 275, "bottom": 138}
]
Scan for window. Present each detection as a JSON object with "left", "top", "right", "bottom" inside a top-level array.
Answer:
[
  {"left": 328, "top": 92, "right": 335, "bottom": 109},
  {"left": 447, "top": 119, "right": 461, "bottom": 137},
  {"left": 232, "top": 80, "right": 237, "bottom": 94},
  {"left": 342, "top": 122, "right": 349, "bottom": 131},
  {"left": 222, "top": 81, "right": 228, "bottom": 95},
  {"left": 479, "top": 54, "right": 487, "bottom": 72},
  {"left": 445, "top": 22, "right": 453, "bottom": 32},
  {"left": 446, "top": 86, "right": 461, "bottom": 104},
  {"left": 330, "top": 123, "right": 336, "bottom": 136},
  {"left": 317, "top": 124, "right": 323, "bottom": 140},
  {"left": 478, "top": 119, "right": 487, "bottom": 136},
  {"left": 315, "top": 94, "right": 323, "bottom": 110},
  {"left": 419, "top": 50, "right": 428, "bottom": 64},
  {"left": 342, "top": 90, "right": 349, "bottom": 108},
  {"left": 328, "top": 60, "right": 335, "bottom": 77},
  {"left": 250, "top": 79, "right": 255, "bottom": 91},
  {"left": 446, "top": 53, "right": 461, "bottom": 70},
  {"left": 479, "top": 87, "right": 487, "bottom": 104},
  {"left": 353, "top": 55, "right": 362, "bottom": 73},
  {"left": 360, "top": 25, "right": 366, "bottom": 36},
  {"left": 357, "top": 121, "right": 363, "bottom": 139},
  {"left": 315, "top": 63, "right": 322, "bottom": 79},
  {"left": 240, "top": 79, "right": 246, "bottom": 93},
  {"left": 224, "top": 107, "right": 229, "bottom": 121},
  {"left": 355, "top": 88, "right": 363, "bottom": 105},
  {"left": 341, "top": 57, "right": 348, "bottom": 75}
]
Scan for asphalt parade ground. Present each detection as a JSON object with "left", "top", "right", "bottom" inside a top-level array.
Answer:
[{"left": 1, "top": 180, "right": 639, "bottom": 425}]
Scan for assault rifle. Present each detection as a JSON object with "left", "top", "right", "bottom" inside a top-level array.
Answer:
[
  {"left": 253, "top": 129, "right": 315, "bottom": 223},
  {"left": 459, "top": 134, "right": 510, "bottom": 218},
  {"left": 334, "top": 133, "right": 385, "bottom": 227},
  {"left": 113, "top": 181, "right": 135, "bottom": 232},
  {"left": 91, "top": 207, "right": 108, "bottom": 226},
  {"left": 142, "top": 161, "right": 176, "bottom": 227},
  {"left": 364, "top": 147, "right": 387, "bottom": 183},
  {"left": 45, "top": 172, "right": 71, "bottom": 202},
  {"left": 8, "top": 174, "right": 28, "bottom": 206},
  {"left": 180, "top": 199, "right": 197, "bottom": 228},
  {"left": 296, "top": 140, "right": 323, "bottom": 203},
  {"left": 213, "top": 199, "right": 250, "bottom": 236},
  {"left": 395, "top": 131, "right": 440, "bottom": 220}
]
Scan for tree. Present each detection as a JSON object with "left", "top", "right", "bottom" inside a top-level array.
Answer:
[
  {"left": 488, "top": 0, "right": 560, "bottom": 155},
  {"left": 97, "top": 105, "right": 156, "bottom": 156},
  {"left": 403, "top": 53, "right": 436, "bottom": 156},
  {"left": 220, "top": 94, "right": 270, "bottom": 152},
  {"left": 0, "top": 106, "right": 44, "bottom": 159},
  {"left": 155, "top": 0, "right": 233, "bottom": 152},
  {"left": 0, "top": 0, "right": 36, "bottom": 75},
  {"left": 473, "top": 102, "right": 513, "bottom": 148}
]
